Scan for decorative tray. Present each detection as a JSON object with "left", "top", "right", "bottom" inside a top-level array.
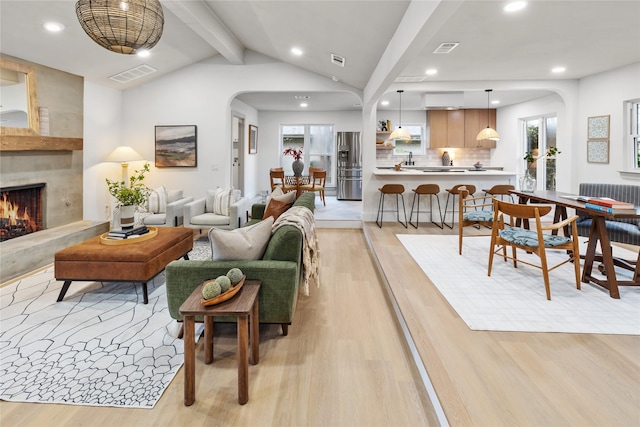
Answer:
[
  {"left": 100, "top": 226, "right": 158, "bottom": 245},
  {"left": 200, "top": 275, "right": 246, "bottom": 306}
]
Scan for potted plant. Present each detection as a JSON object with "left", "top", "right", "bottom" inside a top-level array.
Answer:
[
  {"left": 283, "top": 147, "right": 304, "bottom": 177},
  {"left": 522, "top": 147, "right": 560, "bottom": 192},
  {"left": 106, "top": 162, "right": 151, "bottom": 228}
]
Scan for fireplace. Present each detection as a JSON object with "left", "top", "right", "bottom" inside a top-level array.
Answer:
[{"left": 0, "top": 183, "right": 44, "bottom": 241}]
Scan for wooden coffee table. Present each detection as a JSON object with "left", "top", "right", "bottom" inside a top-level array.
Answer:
[
  {"left": 54, "top": 227, "right": 193, "bottom": 304},
  {"left": 179, "top": 280, "right": 261, "bottom": 405}
]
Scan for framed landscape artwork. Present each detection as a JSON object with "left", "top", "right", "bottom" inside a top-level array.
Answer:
[
  {"left": 249, "top": 124, "right": 258, "bottom": 154},
  {"left": 155, "top": 125, "right": 197, "bottom": 167}
]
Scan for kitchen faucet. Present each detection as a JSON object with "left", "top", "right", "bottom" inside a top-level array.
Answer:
[{"left": 405, "top": 151, "right": 414, "bottom": 166}]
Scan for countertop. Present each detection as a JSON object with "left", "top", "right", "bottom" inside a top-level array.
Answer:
[{"left": 374, "top": 166, "right": 515, "bottom": 176}]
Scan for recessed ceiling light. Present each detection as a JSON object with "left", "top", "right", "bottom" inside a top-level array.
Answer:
[
  {"left": 491, "top": 100, "right": 500, "bottom": 105},
  {"left": 43, "top": 22, "right": 65, "bottom": 32},
  {"left": 299, "top": 103, "right": 308, "bottom": 108},
  {"left": 291, "top": 47, "right": 303, "bottom": 56},
  {"left": 552, "top": 66, "right": 566, "bottom": 73},
  {"left": 380, "top": 100, "right": 390, "bottom": 106},
  {"left": 137, "top": 50, "right": 150, "bottom": 58},
  {"left": 425, "top": 68, "right": 437, "bottom": 76},
  {"left": 504, "top": 1, "right": 527, "bottom": 13}
]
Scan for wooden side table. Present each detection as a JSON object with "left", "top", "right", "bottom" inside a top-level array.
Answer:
[{"left": 179, "top": 280, "right": 261, "bottom": 405}]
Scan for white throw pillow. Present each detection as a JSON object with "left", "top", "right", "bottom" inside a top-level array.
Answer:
[
  {"left": 148, "top": 185, "right": 167, "bottom": 214},
  {"left": 208, "top": 216, "right": 274, "bottom": 261},
  {"left": 268, "top": 186, "right": 296, "bottom": 204},
  {"left": 207, "top": 187, "right": 234, "bottom": 216}
]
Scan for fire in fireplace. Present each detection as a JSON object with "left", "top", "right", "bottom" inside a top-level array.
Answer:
[{"left": 0, "top": 183, "right": 44, "bottom": 242}]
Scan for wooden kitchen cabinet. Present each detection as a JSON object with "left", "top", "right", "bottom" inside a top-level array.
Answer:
[
  {"left": 464, "top": 109, "right": 497, "bottom": 148},
  {"left": 428, "top": 109, "right": 497, "bottom": 149},
  {"left": 428, "top": 110, "right": 464, "bottom": 148}
]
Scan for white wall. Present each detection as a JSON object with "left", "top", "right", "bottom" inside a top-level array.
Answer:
[
  {"left": 577, "top": 62, "right": 640, "bottom": 185},
  {"left": 83, "top": 82, "right": 126, "bottom": 221}
]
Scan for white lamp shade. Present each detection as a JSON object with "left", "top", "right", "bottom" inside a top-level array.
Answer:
[
  {"left": 105, "top": 146, "right": 144, "bottom": 163},
  {"left": 476, "top": 127, "right": 501, "bottom": 141},
  {"left": 389, "top": 127, "right": 412, "bottom": 141}
]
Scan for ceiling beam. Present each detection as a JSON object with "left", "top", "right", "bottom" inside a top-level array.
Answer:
[{"left": 163, "top": 0, "right": 245, "bottom": 65}]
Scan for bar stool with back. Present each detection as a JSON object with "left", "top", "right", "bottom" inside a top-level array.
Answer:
[
  {"left": 376, "top": 184, "right": 407, "bottom": 228},
  {"left": 482, "top": 184, "right": 515, "bottom": 204},
  {"left": 409, "top": 184, "right": 443, "bottom": 228},
  {"left": 442, "top": 184, "right": 476, "bottom": 229}
]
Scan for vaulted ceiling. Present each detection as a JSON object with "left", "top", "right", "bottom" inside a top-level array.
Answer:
[{"left": 1, "top": 1, "right": 638, "bottom": 111}]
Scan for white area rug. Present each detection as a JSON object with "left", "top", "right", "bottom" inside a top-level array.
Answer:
[
  {"left": 0, "top": 242, "right": 209, "bottom": 408},
  {"left": 397, "top": 234, "right": 640, "bottom": 335}
]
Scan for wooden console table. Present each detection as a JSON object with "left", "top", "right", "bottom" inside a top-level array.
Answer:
[
  {"left": 179, "top": 280, "right": 261, "bottom": 405},
  {"left": 510, "top": 190, "right": 640, "bottom": 299}
]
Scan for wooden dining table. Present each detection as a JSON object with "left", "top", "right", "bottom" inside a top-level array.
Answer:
[
  {"left": 510, "top": 189, "right": 640, "bottom": 299},
  {"left": 285, "top": 175, "right": 310, "bottom": 199}
]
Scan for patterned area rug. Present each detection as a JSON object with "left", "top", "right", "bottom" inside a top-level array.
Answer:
[
  {"left": 0, "top": 240, "right": 210, "bottom": 408},
  {"left": 397, "top": 234, "right": 640, "bottom": 335}
]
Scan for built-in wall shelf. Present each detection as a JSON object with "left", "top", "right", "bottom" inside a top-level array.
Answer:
[{"left": 0, "top": 135, "right": 83, "bottom": 151}]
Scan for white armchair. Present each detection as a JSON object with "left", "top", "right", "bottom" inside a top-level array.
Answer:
[
  {"left": 184, "top": 188, "right": 250, "bottom": 231},
  {"left": 142, "top": 188, "right": 194, "bottom": 227}
]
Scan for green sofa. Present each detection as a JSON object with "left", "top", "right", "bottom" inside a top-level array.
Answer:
[{"left": 165, "top": 192, "right": 316, "bottom": 336}]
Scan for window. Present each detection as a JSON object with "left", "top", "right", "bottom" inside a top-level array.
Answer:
[
  {"left": 393, "top": 124, "right": 425, "bottom": 155},
  {"left": 281, "top": 124, "right": 334, "bottom": 186},
  {"left": 630, "top": 100, "right": 640, "bottom": 169},
  {"left": 524, "top": 115, "right": 557, "bottom": 190}
]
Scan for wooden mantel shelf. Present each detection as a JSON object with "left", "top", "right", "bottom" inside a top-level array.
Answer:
[{"left": 0, "top": 135, "right": 83, "bottom": 151}]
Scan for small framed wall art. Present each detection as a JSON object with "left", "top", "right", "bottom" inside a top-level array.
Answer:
[
  {"left": 587, "top": 139, "right": 609, "bottom": 164},
  {"left": 155, "top": 125, "right": 197, "bottom": 167},
  {"left": 587, "top": 115, "right": 610, "bottom": 140},
  {"left": 248, "top": 124, "right": 258, "bottom": 154}
]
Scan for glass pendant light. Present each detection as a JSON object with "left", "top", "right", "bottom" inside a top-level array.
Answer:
[
  {"left": 389, "top": 90, "right": 411, "bottom": 140},
  {"left": 476, "top": 89, "right": 500, "bottom": 141}
]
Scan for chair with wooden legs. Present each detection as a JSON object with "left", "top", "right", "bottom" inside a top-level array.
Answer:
[
  {"left": 482, "top": 184, "right": 515, "bottom": 204},
  {"left": 442, "top": 184, "right": 476, "bottom": 229},
  {"left": 487, "top": 199, "right": 581, "bottom": 300},
  {"left": 458, "top": 187, "right": 494, "bottom": 255},
  {"left": 299, "top": 169, "right": 326, "bottom": 206},
  {"left": 409, "top": 184, "right": 443, "bottom": 228},
  {"left": 269, "top": 168, "right": 294, "bottom": 193},
  {"left": 376, "top": 184, "right": 407, "bottom": 228}
]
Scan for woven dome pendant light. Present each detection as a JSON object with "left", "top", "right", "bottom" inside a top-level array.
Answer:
[
  {"left": 389, "top": 90, "right": 412, "bottom": 140},
  {"left": 76, "top": 0, "right": 164, "bottom": 55},
  {"left": 476, "top": 89, "right": 500, "bottom": 141}
]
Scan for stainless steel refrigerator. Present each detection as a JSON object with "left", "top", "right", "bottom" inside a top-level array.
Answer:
[{"left": 336, "top": 131, "right": 362, "bottom": 200}]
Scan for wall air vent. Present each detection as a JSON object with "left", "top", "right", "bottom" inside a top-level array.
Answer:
[
  {"left": 433, "top": 42, "right": 459, "bottom": 54},
  {"left": 109, "top": 64, "right": 157, "bottom": 84},
  {"left": 330, "top": 53, "right": 345, "bottom": 67}
]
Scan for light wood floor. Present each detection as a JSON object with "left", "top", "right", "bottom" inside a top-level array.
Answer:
[
  {"left": 0, "top": 229, "right": 438, "bottom": 427},
  {"left": 2, "top": 225, "right": 639, "bottom": 426},
  {"left": 364, "top": 221, "right": 640, "bottom": 426}
]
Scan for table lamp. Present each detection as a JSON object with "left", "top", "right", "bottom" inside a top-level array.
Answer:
[{"left": 105, "top": 146, "right": 144, "bottom": 187}]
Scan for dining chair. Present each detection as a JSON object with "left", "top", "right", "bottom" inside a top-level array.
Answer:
[
  {"left": 458, "top": 187, "right": 494, "bottom": 255},
  {"left": 487, "top": 199, "right": 581, "bottom": 300},
  {"left": 300, "top": 169, "right": 326, "bottom": 205},
  {"left": 269, "top": 168, "right": 293, "bottom": 193}
]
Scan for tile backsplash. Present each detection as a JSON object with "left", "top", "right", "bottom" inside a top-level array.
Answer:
[{"left": 376, "top": 147, "right": 492, "bottom": 167}]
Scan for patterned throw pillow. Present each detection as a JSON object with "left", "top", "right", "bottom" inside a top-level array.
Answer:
[
  {"left": 206, "top": 188, "right": 234, "bottom": 216},
  {"left": 148, "top": 186, "right": 167, "bottom": 214}
]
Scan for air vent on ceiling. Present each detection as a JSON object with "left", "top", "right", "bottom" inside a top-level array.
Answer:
[
  {"left": 433, "top": 42, "right": 459, "bottom": 54},
  {"left": 421, "top": 92, "right": 465, "bottom": 110},
  {"left": 109, "top": 64, "right": 157, "bottom": 84},
  {"left": 331, "top": 53, "right": 345, "bottom": 67},
  {"left": 395, "top": 76, "right": 427, "bottom": 83}
]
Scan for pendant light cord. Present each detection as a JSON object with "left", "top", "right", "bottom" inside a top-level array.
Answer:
[{"left": 398, "top": 90, "right": 403, "bottom": 128}]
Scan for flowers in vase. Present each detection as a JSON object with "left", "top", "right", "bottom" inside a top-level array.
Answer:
[{"left": 283, "top": 147, "right": 303, "bottom": 161}]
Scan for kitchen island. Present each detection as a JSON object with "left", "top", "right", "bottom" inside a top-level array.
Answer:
[{"left": 371, "top": 166, "right": 518, "bottom": 224}]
